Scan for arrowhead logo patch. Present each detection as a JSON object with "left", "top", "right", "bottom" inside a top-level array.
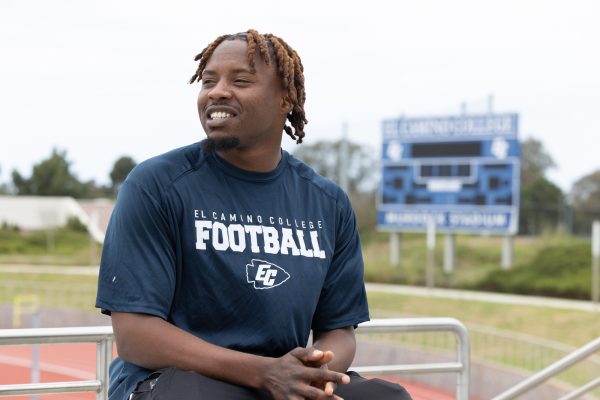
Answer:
[{"left": 246, "top": 259, "right": 290, "bottom": 290}]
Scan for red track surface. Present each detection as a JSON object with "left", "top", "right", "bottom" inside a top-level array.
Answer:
[{"left": 0, "top": 344, "right": 454, "bottom": 400}]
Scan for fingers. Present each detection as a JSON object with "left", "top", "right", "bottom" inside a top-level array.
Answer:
[
  {"left": 307, "top": 348, "right": 326, "bottom": 363},
  {"left": 290, "top": 346, "right": 317, "bottom": 360},
  {"left": 319, "top": 350, "right": 335, "bottom": 365},
  {"left": 281, "top": 347, "right": 349, "bottom": 399},
  {"left": 294, "top": 384, "right": 344, "bottom": 400},
  {"left": 283, "top": 348, "right": 347, "bottom": 381},
  {"left": 307, "top": 367, "right": 350, "bottom": 386},
  {"left": 293, "top": 347, "right": 335, "bottom": 367},
  {"left": 324, "top": 380, "right": 336, "bottom": 396}
]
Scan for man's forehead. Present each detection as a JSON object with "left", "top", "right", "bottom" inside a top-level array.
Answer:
[
  {"left": 213, "top": 38, "right": 249, "bottom": 54},
  {"left": 204, "top": 39, "right": 274, "bottom": 74}
]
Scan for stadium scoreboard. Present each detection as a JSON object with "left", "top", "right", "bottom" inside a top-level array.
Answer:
[{"left": 377, "top": 113, "right": 520, "bottom": 234}]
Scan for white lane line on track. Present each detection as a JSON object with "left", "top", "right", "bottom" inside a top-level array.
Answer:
[{"left": 0, "top": 354, "right": 94, "bottom": 380}]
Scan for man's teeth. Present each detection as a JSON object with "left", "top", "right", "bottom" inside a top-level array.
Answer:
[{"left": 210, "top": 111, "right": 233, "bottom": 120}]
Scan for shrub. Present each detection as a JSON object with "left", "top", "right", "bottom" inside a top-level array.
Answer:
[
  {"left": 474, "top": 241, "right": 592, "bottom": 299},
  {"left": 1, "top": 221, "right": 20, "bottom": 232},
  {"left": 65, "top": 217, "right": 88, "bottom": 233}
]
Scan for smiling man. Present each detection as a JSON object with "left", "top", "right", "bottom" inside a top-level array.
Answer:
[{"left": 96, "top": 29, "right": 411, "bottom": 400}]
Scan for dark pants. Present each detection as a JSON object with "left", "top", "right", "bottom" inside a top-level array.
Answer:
[{"left": 130, "top": 368, "right": 412, "bottom": 400}]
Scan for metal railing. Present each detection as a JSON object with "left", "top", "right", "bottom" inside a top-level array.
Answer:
[
  {"left": 492, "top": 336, "right": 600, "bottom": 400},
  {"left": 370, "top": 308, "right": 600, "bottom": 396},
  {"left": 354, "top": 317, "right": 470, "bottom": 400},
  {"left": 0, "top": 318, "right": 469, "bottom": 400},
  {"left": 0, "top": 326, "right": 113, "bottom": 399}
]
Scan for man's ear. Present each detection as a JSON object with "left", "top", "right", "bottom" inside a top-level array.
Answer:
[{"left": 280, "top": 95, "right": 293, "bottom": 115}]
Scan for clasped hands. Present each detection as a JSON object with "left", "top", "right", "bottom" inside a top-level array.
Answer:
[{"left": 264, "top": 347, "right": 350, "bottom": 400}]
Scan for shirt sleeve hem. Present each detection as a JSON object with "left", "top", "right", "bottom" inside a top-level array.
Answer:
[
  {"left": 312, "top": 313, "right": 370, "bottom": 332},
  {"left": 95, "top": 300, "right": 168, "bottom": 320}
]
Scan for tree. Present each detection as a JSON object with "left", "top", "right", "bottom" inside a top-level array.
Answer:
[
  {"left": 0, "top": 182, "right": 8, "bottom": 195},
  {"left": 518, "top": 138, "right": 565, "bottom": 234},
  {"left": 0, "top": 164, "right": 9, "bottom": 194},
  {"left": 12, "top": 148, "right": 86, "bottom": 197},
  {"left": 520, "top": 138, "right": 556, "bottom": 187},
  {"left": 293, "top": 139, "right": 379, "bottom": 234},
  {"left": 571, "top": 169, "right": 600, "bottom": 234},
  {"left": 110, "top": 156, "right": 137, "bottom": 191},
  {"left": 292, "top": 139, "right": 378, "bottom": 194},
  {"left": 519, "top": 177, "right": 564, "bottom": 234}
]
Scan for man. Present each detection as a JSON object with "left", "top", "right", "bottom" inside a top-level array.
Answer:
[{"left": 96, "top": 29, "right": 411, "bottom": 400}]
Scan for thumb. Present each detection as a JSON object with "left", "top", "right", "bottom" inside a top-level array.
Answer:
[
  {"left": 306, "top": 348, "right": 335, "bottom": 366},
  {"left": 289, "top": 347, "right": 321, "bottom": 362}
]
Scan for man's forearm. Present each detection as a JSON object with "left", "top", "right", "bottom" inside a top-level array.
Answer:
[
  {"left": 112, "top": 312, "right": 350, "bottom": 400},
  {"left": 312, "top": 327, "right": 356, "bottom": 373},
  {"left": 111, "top": 312, "right": 351, "bottom": 400},
  {"left": 111, "top": 312, "right": 272, "bottom": 390}
]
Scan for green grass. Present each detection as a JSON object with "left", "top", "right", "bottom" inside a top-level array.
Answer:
[
  {"left": 0, "top": 227, "right": 100, "bottom": 265},
  {"left": 367, "top": 291, "right": 600, "bottom": 347},
  {"left": 362, "top": 233, "right": 522, "bottom": 286},
  {"left": 362, "top": 232, "right": 592, "bottom": 297},
  {"left": 474, "top": 238, "right": 592, "bottom": 299},
  {"left": 0, "top": 272, "right": 99, "bottom": 312}
]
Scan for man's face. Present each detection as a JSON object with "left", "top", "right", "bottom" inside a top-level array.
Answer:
[{"left": 197, "top": 39, "right": 289, "bottom": 151}]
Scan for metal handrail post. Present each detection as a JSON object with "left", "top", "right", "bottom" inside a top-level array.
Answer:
[
  {"left": 96, "top": 337, "right": 112, "bottom": 400},
  {"left": 492, "top": 336, "right": 600, "bottom": 400},
  {"left": 455, "top": 319, "right": 470, "bottom": 400},
  {"left": 355, "top": 317, "right": 470, "bottom": 400}
]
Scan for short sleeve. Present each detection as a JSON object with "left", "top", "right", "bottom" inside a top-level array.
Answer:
[
  {"left": 311, "top": 195, "right": 370, "bottom": 331},
  {"left": 95, "top": 179, "right": 176, "bottom": 319}
]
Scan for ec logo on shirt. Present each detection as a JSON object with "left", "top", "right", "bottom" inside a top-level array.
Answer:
[{"left": 246, "top": 259, "right": 290, "bottom": 289}]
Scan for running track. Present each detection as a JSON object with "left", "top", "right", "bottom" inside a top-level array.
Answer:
[{"left": 0, "top": 343, "right": 455, "bottom": 400}]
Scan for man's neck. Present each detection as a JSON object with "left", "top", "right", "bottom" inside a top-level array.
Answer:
[{"left": 216, "top": 148, "right": 282, "bottom": 173}]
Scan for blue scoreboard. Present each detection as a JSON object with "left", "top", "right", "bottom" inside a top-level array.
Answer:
[{"left": 377, "top": 113, "right": 520, "bottom": 234}]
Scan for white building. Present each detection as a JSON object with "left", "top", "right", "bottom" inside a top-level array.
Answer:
[{"left": 0, "top": 195, "right": 114, "bottom": 243}]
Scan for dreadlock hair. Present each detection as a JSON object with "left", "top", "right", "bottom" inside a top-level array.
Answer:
[{"left": 188, "top": 29, "right": 307, "bottom": 144}]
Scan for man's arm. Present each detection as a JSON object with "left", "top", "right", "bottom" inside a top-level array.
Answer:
[
  {"left": 111, "top": 312, "right": 350, "bottom": 399},
  {"left": 312, "top": 327, "right": 356, "bottom": 373}
]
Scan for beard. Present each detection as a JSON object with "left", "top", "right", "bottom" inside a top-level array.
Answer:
[{"left": 200, "top": 136, "right": 241, "bottom": 153}]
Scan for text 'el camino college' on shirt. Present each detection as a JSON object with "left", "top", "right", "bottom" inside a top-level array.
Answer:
[{"left": 194, "top": 209, "right": 326, "bottom": 259}]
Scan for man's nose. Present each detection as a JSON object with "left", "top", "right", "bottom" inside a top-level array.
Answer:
[{"left": 208, "top": 80, "right": 232, "bottom": 100}]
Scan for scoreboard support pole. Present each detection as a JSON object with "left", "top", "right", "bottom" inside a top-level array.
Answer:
[
  {"left": 501, "top": 235, "right": 513, "bottom": 270},
  {"left": 444, "top": 233, "right": 456, "bottom": 273},
  {"left": 426, "top": 218, "right": 436, "bottom": 288},
  {"left": 592, "top": 220, "right": 600, "bottom": 304},
  {"left": 390, "top": 232, "right": 401, "bottom": 268}
]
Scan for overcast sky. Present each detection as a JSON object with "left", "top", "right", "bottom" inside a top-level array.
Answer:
[{"left": 1, "top": 0, "right": 598, "bottom": 191}]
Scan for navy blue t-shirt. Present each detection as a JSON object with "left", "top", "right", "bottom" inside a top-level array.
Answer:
[{"left": 96, "top": 143, "right": 369, "bottom": 400}]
